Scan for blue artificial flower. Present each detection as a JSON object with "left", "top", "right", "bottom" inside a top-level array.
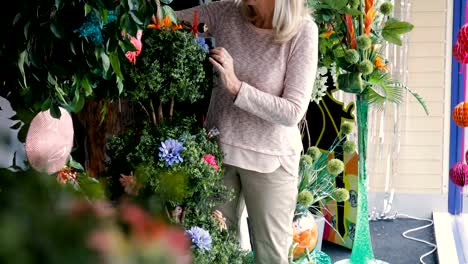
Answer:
[
  {"left": 158, "top": 138, "right": 184, "bottom": 167},
  {"left": 186, "top": 226, "right": 212, "bottom": 251},
  {"left": 195, "top": 37, "right": 209, "bottom": 53},
  {"left": 74, "top": 11, "right": 117, "bottom": 45}
]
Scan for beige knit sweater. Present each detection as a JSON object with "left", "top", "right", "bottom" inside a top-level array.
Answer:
[{"left": 176, "top": 1, "right": 318, "bottom": 175}]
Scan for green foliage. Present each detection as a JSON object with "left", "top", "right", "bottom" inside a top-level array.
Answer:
[
  {"left": 382, "top": 18, "right": 414, "bottom": 46},
  {"left": 379, "top": 2, "right": 394, "bottom": 15},
  {"left": 124, "top": 28, "right": 209, "bottom": 105},
  {"left": 308, "top": 0, "right": 427, "bottom": 115},
  {"left": 106, "top": 117, "right": 249, "bottom": 263},
  {"left": 1, "top": 0, "right": 177, "bottom": 134}
]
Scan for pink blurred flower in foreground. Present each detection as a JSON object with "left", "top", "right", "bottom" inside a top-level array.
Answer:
[
  {"left": 125, "top": 29, "right": 143, "bottom": 65},
  {"left": 203, "top": 154, "right": 219, "bottom": 171},
  {"left": 119, "top": 173, "right": 141, "bottom": 196}
]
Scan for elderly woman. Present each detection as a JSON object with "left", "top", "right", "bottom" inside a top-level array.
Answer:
[{"left": 176, "top": 0, "right": 318, "bottom": 263}]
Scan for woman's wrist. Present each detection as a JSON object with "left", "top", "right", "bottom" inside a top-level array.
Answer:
[{"left": 231, "top": 79, "right": 242, "bottom": 96}]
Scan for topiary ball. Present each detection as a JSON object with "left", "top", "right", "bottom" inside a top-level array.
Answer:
[
  {"left": 306, "top": 146, "right": 322, "bottom": 162},
  {"left": 380, "top": 2, "right": 394, "bottom": 15},
  {"left": 343, "top": 140, "right": 356, "bottom": 153},
  {"left": 327, "top": 159, "right": 345, "bottom": 176},
  {"left": 357, "top": 35, "right": 372, "bottom": 50},
  {"left": 345, "top": 49, "right": 360, "bottom": 64},
  {"left": 359, "top": 60, "right": 374, "bottom": 75},
  {"left": 297, "top": 190, "right": 314, "bottom": 207},
  {"left": 449, "top": 162, "right": 468, "bottom": 187}
]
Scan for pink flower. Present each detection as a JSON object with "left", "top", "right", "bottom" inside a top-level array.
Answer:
[
  {"left": 203, "top": 154, "right": 219, "bottom": 171},
  {"left": 120, "top": 173, "right": 141, "bottom": 196},
  {"left": 125, "top": 30, "right": 143, "bottom": 65}
]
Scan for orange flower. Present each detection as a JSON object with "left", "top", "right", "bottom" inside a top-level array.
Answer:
[
  {"left": 364, "top": 0, "right": 376, "bottom": 35},
  {"left": 375, "top": 57, "right": 386, "bottom": 69},
  {"left": 147, "top": 15, "right": 173, "bottom": 30},
  {"left": 172, "top": 24, "right": 183, "bottom": 31},
  {"left": 344, "top": 14, "right": 357, "bottom": 49},
  {"left": 323, "top": 30, "right": 335, "bottom": 39}
]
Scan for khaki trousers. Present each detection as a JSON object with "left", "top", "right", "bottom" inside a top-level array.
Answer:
[{"left": 217, "top": 165, "right": 298, "bottom": 264}]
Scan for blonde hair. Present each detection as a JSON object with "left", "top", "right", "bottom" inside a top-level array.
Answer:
[{"left": 236, "top": 0, "right": 311, "bottom": 43}]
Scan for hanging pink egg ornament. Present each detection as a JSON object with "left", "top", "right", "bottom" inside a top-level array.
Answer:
[
  {"left": 466, "top": 150, "right": 468, "bottom": 164},
  {"left": 25, "top": 107, "right": 74, "bottom": 174},
  {"left": 454, "top": 24, "right": 468, "bottom": 64},
  {"left": 449, "top": 162, "right": 468, "bottom": 187}
]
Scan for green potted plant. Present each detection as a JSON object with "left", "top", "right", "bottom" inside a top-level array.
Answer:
[{"left": 290, "top": 122, "right": 354, "bottom": 263}]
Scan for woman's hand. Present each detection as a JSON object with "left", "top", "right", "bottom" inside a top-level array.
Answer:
[{"left": 209, "top": 47, "right": 242, "bottom": 96}]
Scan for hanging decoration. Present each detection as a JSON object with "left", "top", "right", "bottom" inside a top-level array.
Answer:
[{"left": 25, "top": 107, "right": 74, "bottom": 174}]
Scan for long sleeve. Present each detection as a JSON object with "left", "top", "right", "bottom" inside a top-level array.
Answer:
[{"left": 233, "top": 21, "right": 319, "bottom": 127}]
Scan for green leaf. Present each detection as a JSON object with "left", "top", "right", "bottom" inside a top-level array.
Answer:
[
  {"left": 17, "top": 123, "right": 30, "bottom": 143},
  {"left": 55, "top": 0, "right": 62, "bottom": 9},
  {"left": 18, "top": 50, "right": 27, "bottom": 88},
  {"left": 69, "top": 156, "right": 85, "bottom": 171},
  {"left": 50, "top": 103, "right": 62, "bottom": 119},
  {"left": 345, "top": 7, "right": 362, "bottom": 16},
  {"left": 99, "top": 102, "right": 108, "bottom": 126},
  {"left": 404, "top": 86, "right": 430, "bottom": 115},
  {"left": 85, "top": 3, "right": 92, "bottom": 16},
  {"left": 117, "top": 76, "right": 124, "bottom": 95},
  {"left": 70, "top": 89, "right": 85, "bottom": 113},
  {"left": 100, "top": 51, "right": 110, "bottom": 73},
  {"left": 383, "top": 18, "right": 414, "bottom": 34},
  {"left": 382, "top": 18, "right": 414, "bottom": 45},
  {"left": 13, "top": 13, "right": 22, "bottom": 26},
  {"left": 162, "top": 5, "right": 177, "bottom": 24},
  {"left": 382, "top": 32, "right": 402, "bottom": 45},
  {"left": 10, "top": 122, "right": 22, "bottom": 130},
  {"left": 41, "top": 98, "right": 52, "bottom": 111},
  {"left": 337, "top": 72, "right": 363, "bottom": 94},
  {"left": 110, "top": 51, "right": 122, "bottom": 79},
  {"left": 160, "top": 0, "right": 173, "bottom": 4},
  {"left": 322, "top": 0, "right": 347, "bottom": 10},
  {"left": 82, "top": 76, "right": 93, "bottom": 96},
  {"left": 50, "top": 23, "right": 62, "bottom": 39},
  {"left": 129, "top": 11, "right": 144, "bottom": 25}
]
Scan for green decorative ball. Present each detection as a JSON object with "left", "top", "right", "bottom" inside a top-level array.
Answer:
[
  {"left": 327, "top": 159, "right": 345, "bottom": 176},
  {"left": 297, "top": 190, "right": 314, "bottom": 207},
  {"left": 343, "top": 140, "right": 356, "bottom": 153},
  {"left": 380, "top": 2, "right": 394, "bottom": 15},
  {"left": 349, "top": 0, "right": 360, "bottom": 8},
  {"left": 340, "top": 122, "right": 354, "bottom": 135},
  {"left": 332, "top": 188, "right": 350, "bottom": 202},
  {"left": 300, "top": 155, "right": 314, "bottom": 167},
  {"left": 356, "top": 35, "right": 372, "bottom": 50},
  {"left": 345, "top": 49, "right": 360, "bottom": 64},
  {"left": 306, "top": 146, "right": 322, "bottom": 162},
  {"left": 359, "top": 60, "right": 374, "bottom": 75}
]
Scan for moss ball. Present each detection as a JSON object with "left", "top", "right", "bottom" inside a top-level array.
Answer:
[
  {"left": 306, "top": 146, "right": 322, "bottom": 162},
  {"left": 345, "top": 49, "right": 360, "bottom": 64},
  {"left": 340, "top": 122, "right": 354, "bottom": 135},
  {"left": 349, "top": 0, "right": 360, "bottom": 8},
  {"left": 356, "top": 35, "right": 372, "bottom": 50},
  {"left": 359, "top": 60, "right": 374, "bottom": 75},
  {"left": 343, "top": 140, "right": 356, "bottom": 153},
  {"left": 300, "top": 155, "right": 314, "bottom": 167},
  {"left": 332, "top": 188, "right": 350, "bottom": 202},
  {"left": 327, "top": 159, "right": 345, "bottom": 176},
  {"left": 297, "top": 190, "right": 314, "bottom": 207},
  {"left": 380, "top": 2, "right": 394, "bottom": 15}
]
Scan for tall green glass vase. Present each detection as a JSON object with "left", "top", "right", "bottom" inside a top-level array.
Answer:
[{"left": 336, "top": 95, "right": 388, "bottom": 264}]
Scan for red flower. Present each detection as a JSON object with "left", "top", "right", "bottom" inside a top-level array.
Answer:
[{"left": 203, "top": 154, "right": 219, "bottom": 171}]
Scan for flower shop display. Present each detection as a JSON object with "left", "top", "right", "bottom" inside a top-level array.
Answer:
[{"left": 309, "top": 0, "right": 428, "bottom": 262}]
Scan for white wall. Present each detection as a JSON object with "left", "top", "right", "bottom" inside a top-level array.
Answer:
[{"left": 367, "top": 0, "right": 451, "bottom": 195}]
